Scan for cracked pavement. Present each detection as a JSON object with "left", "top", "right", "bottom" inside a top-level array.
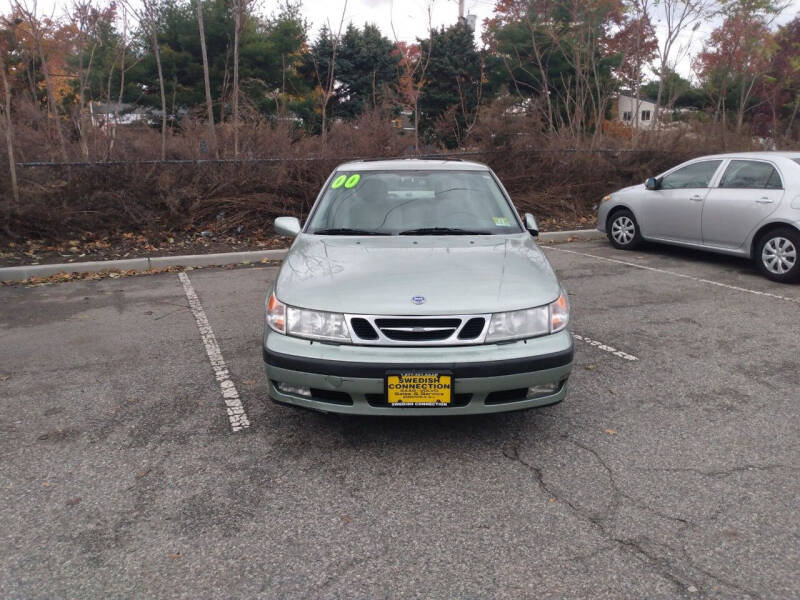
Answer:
[{"left": 1, "top": 239, "right": 799, "bottom": 599}]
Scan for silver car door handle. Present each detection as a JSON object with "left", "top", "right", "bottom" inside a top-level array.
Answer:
[
  {"left": 755, "top": 197, "right": 774, "bottom": 204},
  {"left": 690, "top": 195, "right": 703, "bottom": 201}
]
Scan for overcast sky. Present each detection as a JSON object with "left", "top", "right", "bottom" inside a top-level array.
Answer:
[{"left": 293, "top": 0, "right": 493, "bottom": 43}]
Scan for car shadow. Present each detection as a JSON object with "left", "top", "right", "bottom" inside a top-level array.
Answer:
[
  {"left": 629, "top": 241, "right": 757, "bottom": 275},
  {"left": 261, "top": 404, "right": 561, "bottom": 454}
]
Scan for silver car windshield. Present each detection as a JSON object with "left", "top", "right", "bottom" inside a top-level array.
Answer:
[{"left": 306, "top": 170, "right": 523, "bottom": 235}]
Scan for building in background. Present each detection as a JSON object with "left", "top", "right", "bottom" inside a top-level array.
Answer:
[{"left": 614, "top": 94, "right": 658, "bottom": 129}]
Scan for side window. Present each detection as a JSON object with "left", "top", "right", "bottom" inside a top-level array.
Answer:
[
  {"left": 660, "top": 160, "right": 722, "bottom": 190},
  {"left": 641, "top": 110, "right": 651, "bottom": 121},
  {"left": 719, "top": 160, "right": 782, "bottom": 189}
]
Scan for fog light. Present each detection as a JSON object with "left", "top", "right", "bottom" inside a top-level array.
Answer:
[
  {"left": 276, "top": 382, "right": 312, "bottom": 397},
  {"left": 526, "top": 382, "right": 559, "bottom": 399}
]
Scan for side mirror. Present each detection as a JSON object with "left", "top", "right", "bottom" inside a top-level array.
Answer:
[
  {"left": 645, "top": 177, "right": 660, "bottom": 190},
  {"left": 274, "top": 216, "right": 301, "bottom": 238},
  {"left": 524, "top": 212, "right": 539, "bottom": 237}
]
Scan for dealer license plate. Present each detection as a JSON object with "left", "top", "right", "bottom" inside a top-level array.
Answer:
[{"left": 386, "top": 372, "right": 452, "bottom": 407}]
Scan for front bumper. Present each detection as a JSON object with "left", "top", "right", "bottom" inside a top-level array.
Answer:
[{"left": 263, "top": 329, "right": 573, "bottom": 415}]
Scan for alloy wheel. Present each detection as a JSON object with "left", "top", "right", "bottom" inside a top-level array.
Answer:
[
  {"left": 611, "top": 216, "right": 636, "bottom": 245},
  {"left": 761, "top": 237, "right": 797, "bottom": 275}
]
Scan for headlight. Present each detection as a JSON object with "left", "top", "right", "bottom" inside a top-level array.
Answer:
[
  {"left": 266, "top": 292, "right": 351, "bottom": 342},
  {"left": 486, "top": 290, "right": 570, "bottom": 342}
]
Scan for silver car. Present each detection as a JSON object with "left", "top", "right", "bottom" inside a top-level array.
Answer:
[
  {"left": 597, "top": 152, "right": 800, "bottom": 282},
  {"left": 263, "top": 159, "right": 573, "bottom": 415}
]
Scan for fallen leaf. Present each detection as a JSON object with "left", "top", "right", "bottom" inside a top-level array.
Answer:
[
  {"left": 341, "top": 515, "right": 351, "bottom": 524},
  {"left": 66, "top": 497, "right": 82, "bottom": 507},
  {"left": 168, "top": 553, "right": 181, "bottom": 560},
  {"left": 604, "top": 428, "right": 617, "bottom": 436},
  {"left": 585, "top": 364, "right": 596, "bottom": 371}
]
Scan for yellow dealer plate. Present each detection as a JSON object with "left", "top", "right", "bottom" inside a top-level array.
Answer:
[{"left": 386, "top": 372, "right": 452, "bottom": 407}]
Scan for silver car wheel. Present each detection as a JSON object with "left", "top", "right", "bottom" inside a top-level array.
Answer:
[
  {"left": 611, "top": 216, "right": 635, "bottom": 245},
  {"left": 761, "top": 237, "right": 797, "bottom": 275}
]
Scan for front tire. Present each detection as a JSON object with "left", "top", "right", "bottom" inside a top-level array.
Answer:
[
  {"left": 755, "top": 228, "right": 800, "bottom": 283},
  {"left": 607, "top": 209, "right": 642, "bottom": 250}
]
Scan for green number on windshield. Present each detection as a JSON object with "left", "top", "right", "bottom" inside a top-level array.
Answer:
[
  {"left": 344, "top": 174, "right": 361, "bottom": 188},
  {"left": 331, "top": 174, "right": 347, "bottom": 189}
]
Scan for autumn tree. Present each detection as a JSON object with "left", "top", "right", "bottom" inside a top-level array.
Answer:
[
  {"left": 695, "top": 0, "right": 786, "bottom": 135},
  {"left": 757, "top": 15, "right": 800, "bottom": 139},
  {"left": 13, "top": 0, "right": 69, "bottom": 161}
]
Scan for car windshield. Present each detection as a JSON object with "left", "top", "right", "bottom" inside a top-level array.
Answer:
[{"left": 306, "top": 170, "right": 523, "bottom": 235}]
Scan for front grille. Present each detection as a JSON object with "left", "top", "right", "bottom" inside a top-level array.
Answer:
[
  {"left": 458, "top": 317, "right": 486, "bottom": 339},
  {"left": 350, "top": 318, "right": 379, "bottom": 340},
  {"left": 346, "top": 314, "right": 491, "bottom": 346},
  {"left": 366, "top": 393, "right": 472, "bottom": 407}
]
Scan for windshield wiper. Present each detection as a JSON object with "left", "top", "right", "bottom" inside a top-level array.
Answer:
[
  {"left": 311, "top": 228, "right": 391, "bottom": 236},
  {"left": 398, "top": 227, "right": 491, "bottom": 236}
]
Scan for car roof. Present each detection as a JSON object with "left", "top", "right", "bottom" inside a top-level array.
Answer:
[
  {"left": 335, "top": 158, "right": 491, "bottom": 172},
  {"left": 691, "top": 151, "right": 800, "bottom": 161}
]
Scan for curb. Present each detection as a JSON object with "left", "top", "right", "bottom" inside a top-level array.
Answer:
[
  {"left": 0, "top": 249, "right": 289, "bottom": 282},
  {"left": 0, "top": 229, "right": 603, "bottom": 282},
  {"left": 538, "top": 229, "right": 604, "bottom": 243}
]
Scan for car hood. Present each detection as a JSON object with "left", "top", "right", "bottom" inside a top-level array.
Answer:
[
  {"left": 616, "top": 183, "right": 645, "bottom": 195},
  {"left": 275, "top": 234, "right": 561, "bottom": 315}
]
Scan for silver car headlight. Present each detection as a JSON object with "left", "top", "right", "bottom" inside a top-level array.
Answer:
[
  {"left": 486, "top": 290, "right": 570, "bottom": 342},
  {"left": 266, "top": 292, "right": 351, "bottom": 342}
]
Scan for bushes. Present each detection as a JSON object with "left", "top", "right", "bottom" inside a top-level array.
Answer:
[{"left": 0, "top": 101, "right": 765, "bottom": 243}]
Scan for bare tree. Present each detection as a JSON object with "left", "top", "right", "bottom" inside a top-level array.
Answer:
[
  {"left": 71, "top": 0, "right": 99, "bottom": 160},
  {"left": 106, "top": 4, "right": 128, "bottom": 159},
  {"left": 123, "top": 0, "right": 167, "bottom": 159},
  {"left": 196, "top": 0, "right": 218, "bottom": 157},
  {"left": 309, "top": 0, "right": 348, "bottom": 150},
  {"left": 652, "top": 0, "right": 713, "bottom": 125},
  {"left": 0, "top": 47, "right": 20, "bottom": 206},
  {"left": 14, "top": 0, "right": 69, "bottom": 161}
]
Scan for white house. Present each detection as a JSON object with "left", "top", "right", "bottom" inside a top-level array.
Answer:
[{"left": 615, "top": 94, "right": 658, "bottom": 129}]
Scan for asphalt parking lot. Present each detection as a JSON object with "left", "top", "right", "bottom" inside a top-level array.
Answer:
[{"left": 1, "top": 239, "right": 799, "bottom": 599}]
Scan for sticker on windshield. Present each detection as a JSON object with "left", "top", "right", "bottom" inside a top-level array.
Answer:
[
  {"left": 344, "top": 174, "right": 361, "bottom": 189},
  {"left": 331, "top": 174, "right": 347, "bottom": 189},
  {"left": 493, "top": 217, "right": 511, "bottom": 227}
]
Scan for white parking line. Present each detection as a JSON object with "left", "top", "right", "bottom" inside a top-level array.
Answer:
[
  {"left": 572, "top": 333, "right": 638, "bottom": 361},
  {"left": 178, "top": 272, "right": 250, "bottom": 432},
  {"left": 546, "top": 246, "right": 800, "bottom": 304}
]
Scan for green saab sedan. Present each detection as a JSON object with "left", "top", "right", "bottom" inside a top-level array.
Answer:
[{"left": 263, "top": 159, "right": 573, "bottom": 415}]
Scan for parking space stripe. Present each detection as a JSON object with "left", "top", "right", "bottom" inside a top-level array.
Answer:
[
  {"left": 546, "top": 247, "right": 800, "bottom": 304},
  {"left": 178, "top": 272, "right": 251, "bottom": 432},
  {"left": 572, "top": 333, "right": 638, "bottom": 361}
]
